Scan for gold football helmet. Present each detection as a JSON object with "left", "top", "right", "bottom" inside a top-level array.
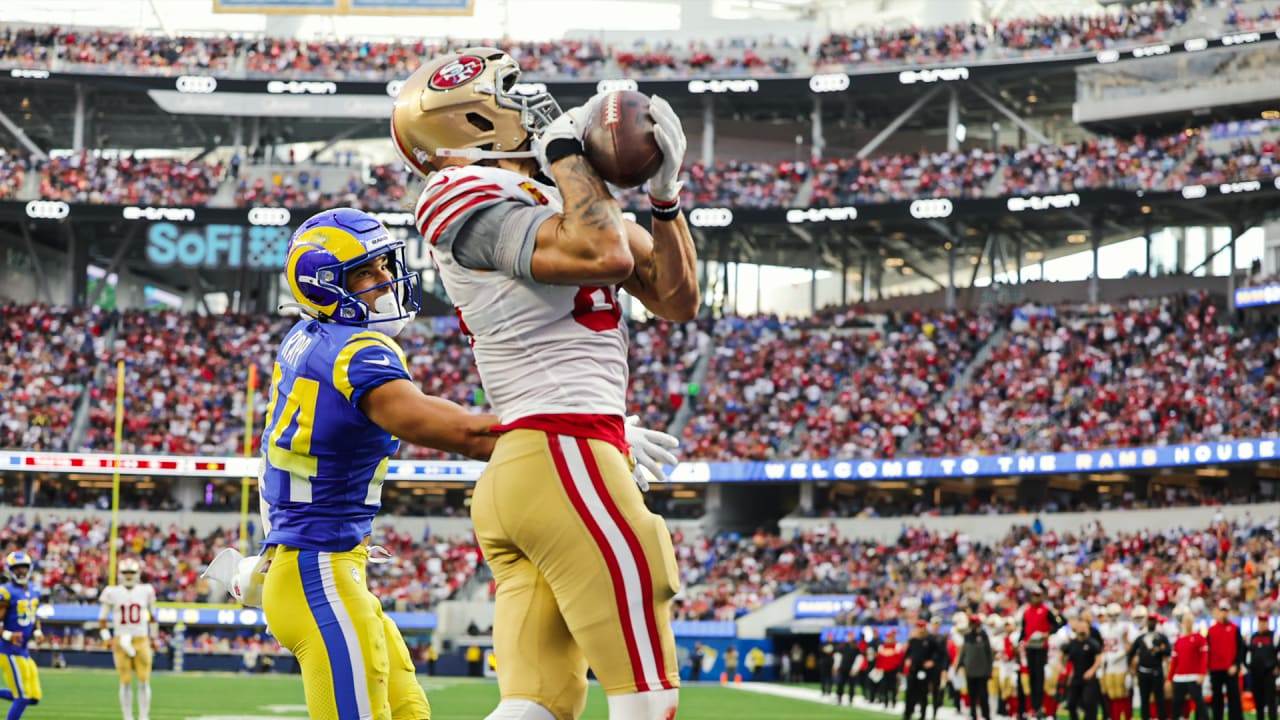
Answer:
[{"left": 390, "top": 47, "right": 561, "bottom": 177}]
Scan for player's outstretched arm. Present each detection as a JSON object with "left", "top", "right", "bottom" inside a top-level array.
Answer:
[
  {"left": 621, "top": 217, "right": 699, "bottom": 322},
  {"left": 527, "top": 103, "right": 633, "bottom": 286},
  {"left": 622, "top": 95, "right": 698, "bottom": 321},
  {"left": 360, "top": 379, "right": 500, "bottom": 460},
  {"left": 530, "top": 154, "right": 633, "bottom": 285}
]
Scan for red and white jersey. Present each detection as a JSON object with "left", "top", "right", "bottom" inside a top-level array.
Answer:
[
  {"left": 1100, "top": 621, "right": 1135, "bottom": 673},
  {"left": 418, "top": 165, "right": 629, "bottom": 425},
  {"left": 99, "top": 583, "right": 156, "bottom": 637}
]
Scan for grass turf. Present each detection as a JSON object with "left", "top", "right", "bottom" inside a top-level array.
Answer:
[{"left": 31, "top": 669, "right": 883, "bottom": 720}]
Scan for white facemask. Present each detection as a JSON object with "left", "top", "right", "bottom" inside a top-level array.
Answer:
[{"left": 367, "top": 292, "right": 414, "bottom": 338}]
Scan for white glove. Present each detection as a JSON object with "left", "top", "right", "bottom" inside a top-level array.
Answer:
[
  {"left": 646, "top": 95, "right": 686, "bottom": 203},
  {"left": 532, "top": 94, "right": 604, "bottom": 178},
  {"left": 99, "top": 628, "right": 111, "bottom": 643},
  {"left": 30, "top": 629, "right": 41, "bottom": 644},
  {"left": 120, "top": 635, "right": 137, "bottom": 658},
  {"left": 203, "top": 548, "right": 268, "bottom": 608},
  {"left": 624, "top": 415, "right": 680, "bottom": 491}
]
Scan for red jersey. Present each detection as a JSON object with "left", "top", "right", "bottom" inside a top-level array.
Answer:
[
  {"left": 1207, "top": 621, "right": 1243, "bottom": 671},
  {"left": 1170, "top": 633, "right": 1209, "bottom": 681},
  {"left": 876, "top": 642, "right": 905, "bottom": 671}
]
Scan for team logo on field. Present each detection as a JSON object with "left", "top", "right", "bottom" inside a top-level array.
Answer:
[
  {"left": 519, "top": 181, "right": 550, "bottom": 205},
  {"left": 429, "top": 56, "right": 485, "bottom": 90}
]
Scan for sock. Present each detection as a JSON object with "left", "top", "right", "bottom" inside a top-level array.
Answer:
[
  {"left": 120, "top": 683, "right": 134, "bottom": 720},
  {"left": 484, "top": 699, "right": 556, "bottom": 720},
  {"left": 6, "top": 699, "right": 27, "bottom": 720},
  {"left": 138, "top": 682, "right": 151, "bottom": 720},
  {"left": 606, "top": 689, "right": 679, "bottom": 720}
]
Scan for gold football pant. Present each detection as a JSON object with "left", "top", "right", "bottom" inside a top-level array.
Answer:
[
  {"left": 1101, "top": 673, "right": 1128, "bottom": 700},
  {"left": 112, "top": 636, "right": 153, "bottom": 684},
  {"left": 0, "top": 654, "right": 39, "bottom": 702},
  {"left": 472, "top": 429, "right": 682, "bottom": 720},
  {"left": 263, "top": 544, "right": 429, "bottom": 720}
]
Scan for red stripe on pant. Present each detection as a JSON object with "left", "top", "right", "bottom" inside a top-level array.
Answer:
[
  {"left": 574, "top": 436, "right": 675, "bottom": 690},
  {"left": 548, "top": 434, "right": 650, "bottom": 691}
]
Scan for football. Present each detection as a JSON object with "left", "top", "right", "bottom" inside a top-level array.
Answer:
[{"left": 582, "top": 90, "right": 665, "bottom": 189}]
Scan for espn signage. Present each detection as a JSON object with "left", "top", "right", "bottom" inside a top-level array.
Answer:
[{"left": 145, "top": 222, "right": 291, "bottom": 270}]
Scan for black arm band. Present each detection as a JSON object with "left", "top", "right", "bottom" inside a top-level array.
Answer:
[
  {"left": 544, "top": 138, "right": 585, "bottom": 166},
  {"left": 650, "top": 196, "right": 681, "bottom": 222}
]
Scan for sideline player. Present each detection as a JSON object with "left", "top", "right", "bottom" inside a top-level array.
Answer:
[
  {"left": 392, "top": 46, "right": 699, "bottom": 720},
  {"left": 0, "top": 552, "right": 41, "bottom": 719},
  {"left": 99, "top": 558, "right": 158, "bottom": 720}
]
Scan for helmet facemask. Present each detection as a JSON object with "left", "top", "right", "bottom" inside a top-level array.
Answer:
[
  {"left": 325, "top": 246, "right": 421, "bottom": 338},
  {"left": 9, "top": 564, "right": 30, "bottom": 586}
]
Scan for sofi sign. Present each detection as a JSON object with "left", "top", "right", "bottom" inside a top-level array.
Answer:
[{"left": 145, "top": 222, "right": 291, "bottom": 270}]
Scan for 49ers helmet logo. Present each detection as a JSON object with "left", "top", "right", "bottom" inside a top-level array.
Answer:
[{"left": 429, "top": 56, "right": 485, "bottom": 90}]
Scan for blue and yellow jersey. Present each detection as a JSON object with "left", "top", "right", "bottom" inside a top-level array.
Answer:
[
  {"left": 0, "top": 584, "right": 38, "bottom": 657},
  {"left": 260, "top": 319, "right": 412, "bottom": 552}
]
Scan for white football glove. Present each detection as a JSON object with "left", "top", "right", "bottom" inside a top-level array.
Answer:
[
  {"left": 532, "top": 94, "right": 605, "bottom": 178},
  {"left": 99, "top": 628, "right": 111, "bottom": 643},
  {"left": 625, "top": 415, "right": 680, "bottom": 491},
  {"left": 203, "top": 547, "right": 267, "bottom": 608},
  {"left": 119, "top": 635, "right": 137, "bottom": 658},
  {"left": 646, "top": 95, "right": 687, "bottom": 203}
]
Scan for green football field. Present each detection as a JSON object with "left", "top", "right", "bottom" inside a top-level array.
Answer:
[{"left": 33, "top": 669, "right": 878, "bottom": 720}]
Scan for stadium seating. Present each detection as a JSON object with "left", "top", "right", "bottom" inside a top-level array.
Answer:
[
  {"left": 7, "top": 2, "right": 1265, "bottom": 81},
  {"left": 0, "top": 150, "right": 28, "bottom": 200},
  {"left": 673, "top": 509, "right": 1268, "bottom": 622},
  {"left": 13, "top": 123, "right": 1275, "bottom": 211},
  {"left": 0, "top": 304, "right": 107, "bottom": 453},
  {"left": 914, "top": 293, "right": 1280, "bottom": 456},
  {"left": 0, "top": 513, "right": 480, "bottom": 612}
]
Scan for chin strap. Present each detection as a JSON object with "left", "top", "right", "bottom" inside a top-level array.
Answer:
[
  {"left": 436, "top": 147, "right": 537, "bottom": 161},
  {"left": 278, "top": 302, "right": 322, "bottom": 319}
]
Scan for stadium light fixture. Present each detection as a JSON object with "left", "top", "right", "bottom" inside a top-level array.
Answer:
[
  {"left": 1263, "top": 110, "right": 1280, "bottom": 120},
  {"left": 885, "top": 257, "right": 905, "bottom": 267},
  {"left": 1025, "top": 251, "right": 1045, "bottom": 261},
  {"left": 1141, "top": 205, "right": 1152, "bottom": 214},
  {"left": 1067, "top": 233, "right": 1087, "bottom": 244}
]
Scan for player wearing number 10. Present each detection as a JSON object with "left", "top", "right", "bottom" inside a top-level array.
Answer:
[
  {"left": 392, "top": 48, "right": 698, "bottom": 720},
  {"left": 259, "top": 207, "right": 502, "bottom": 720},
  {"left": 0, "top": 551, "right": 41, "bottom": 720},
  {"left": 98, "top": 557, "right": 158, "bottom": 720}
]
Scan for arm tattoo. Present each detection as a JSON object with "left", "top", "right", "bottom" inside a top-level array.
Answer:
[{"left": 554, "top": 156, "right": 624, "bottom": 233}]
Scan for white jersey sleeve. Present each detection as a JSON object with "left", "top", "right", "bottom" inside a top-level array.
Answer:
[{"left": 420, "top": 165, "right": 630, "bottom": 425}]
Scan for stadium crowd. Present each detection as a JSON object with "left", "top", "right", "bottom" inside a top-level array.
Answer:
[
  {"left": 5, "top": 289, "right": 1279, "bottom": 465},
  {"left": 0, "top": 304, "right": 108, "bottom": 453},
  {"left": 0, "top": 513, "right": 482, "bottom": 612},
  {"left": 914, "top": 293, "right": 1280, "bottom": 457},
  {"left": 673, "top": 510, "right": 1280, "bottom": 623},
  {"left": 2, "top": 2, "right": 1251, "bottom": 81},
  {"left": 58, "top": 309, "right": 706, "bottom": 459},
  {"left": 6, "top": 122, "right": 1274, "bottom": 211},
  {"left": 814, "top": 3, "right": 1193, "bottom": 67},
  {"left": 5, "top": 505, "right": 1277, "bottom": 645}
]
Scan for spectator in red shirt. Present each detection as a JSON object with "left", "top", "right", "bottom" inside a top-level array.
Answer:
[
  {"left": 1207, "top": 600, "right": 1245, "bottom": 720},
  {"left": 1169, "top": 612, "right": 1210, "bottom": 720}
]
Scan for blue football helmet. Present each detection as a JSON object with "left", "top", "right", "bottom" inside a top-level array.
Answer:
[
  {"left": 285, "top": 208, "right": 421, "bottom": 337},
  {"left": 4, "top": 551, "right": 33, "bottom": 586}
]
